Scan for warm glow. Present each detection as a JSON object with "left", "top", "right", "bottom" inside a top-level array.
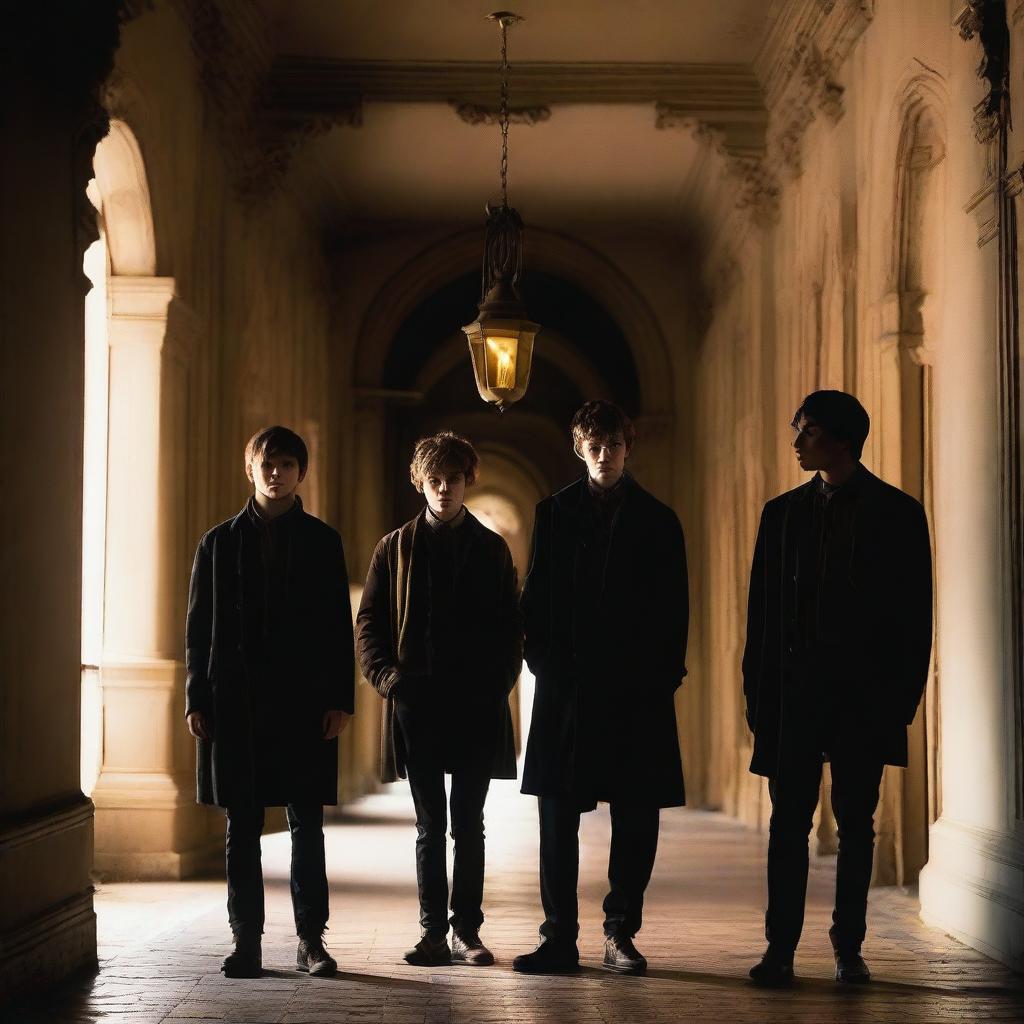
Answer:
[
  {"left": 486, "top": 336, "right": 517, "bottom": 389},
  {"left": 81, "top": 214, "right": 108, "bottom": 796}
]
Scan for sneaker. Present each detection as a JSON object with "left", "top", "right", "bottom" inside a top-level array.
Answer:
[
  {"left": 511, "top": 939, "right": 580, "bottom": 974},
  {"left": 297, "top": 934, "right": 338, "bottom": 976},
  {"left": 748, "top": 946, "right": 795, "bottom": 988},
  {"left": 222, "top": 933, "right": 262, "bottom": 978},
  {"left": 451, "top": 930, "right": 494, "bottom": 966},
  {"left": 602, "top": 934, "right": 647, "bottom": 975},
  {"left": 403, "top": 934, "right": 451, "bottom": 967}
]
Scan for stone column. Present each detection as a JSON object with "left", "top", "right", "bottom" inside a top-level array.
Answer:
[
  {"left": 919, "top": 2, "right": 1024, "bottom": 972},
  {"left": 91, "top": 280, "right": 219, "bottom": 878},
  {"left": 0, "top": 1, "right": 121, "bottom": 1002}
]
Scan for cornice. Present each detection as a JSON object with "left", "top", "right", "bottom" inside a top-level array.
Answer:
[
  {"left": 754, "top": 0, "right": 873, "bottom": 178},
  {"left": 265, "top": 57, "right": 766, "bottom": 114}
]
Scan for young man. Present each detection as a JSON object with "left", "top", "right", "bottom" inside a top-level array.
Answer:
[
  {"left": 742, "top": 390, "right": 932, "bottom": 987},
  {"left": 185, "top": 426, "right": 354, "bottom": 979},
  {"left": 355, "top": 431, "right": 521, "bottom": 967},
  {"left": 513, "top": 400, "right": 689, "bottom": 976}
]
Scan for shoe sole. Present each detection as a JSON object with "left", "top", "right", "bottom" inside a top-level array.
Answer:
[
  {"left": 297, "top": 963, "right": 338, "bottom": 976},
  {"left": 836, "top": 972, "right": 870, "bottom": 984},
  {"left": 403, "top": 957, "right": 452, "bottom": 967},
  {"left": 602, "top": 961, "right": 647, "bottom": 975},
  {"left": 222, "top": 968, "right": 263, "bottom": 979},
  {"left": 451, "top": 954, "right": 495, "bottom": 967},
  {"left": 750, "top": 974, "right": 795, "bottom": 988}
]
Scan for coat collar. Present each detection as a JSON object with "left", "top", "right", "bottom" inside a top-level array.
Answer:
[
  {"left": 553, "top": 471, "right": 639, "bottom": 513},
  {"left": 228, "top": 494, "right": 305, "bottom": 531},
  {"left": 786, "top": 462, "right": 878, "bottom": 504}
]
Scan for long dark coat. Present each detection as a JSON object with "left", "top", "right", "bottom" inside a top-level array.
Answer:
[
  {"left": 520, "top": 474, "right": 689, "bottom": 809},
  {"left": 185, "top": 498, "right": 354, "bottom": 807},
  {"left": 355, "top": 509, "right": 521, "bottom": 783},
  {"left": 742, "top": 465, "right": 932, "bottom": 777}
]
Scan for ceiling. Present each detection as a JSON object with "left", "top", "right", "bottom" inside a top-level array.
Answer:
[
  {"left": 268, "top": 0, "right": 771, "bottom": 66},
  {"left": 266, "top": 0, "right": 773, "bottom": 237}
]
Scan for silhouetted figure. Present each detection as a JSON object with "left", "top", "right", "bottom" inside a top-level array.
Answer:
[
  {"left": 185, "top": 426, "right": 354, "bottom": 979},
  {"left": 356, "top": 432, "right": 521, "bottom": 968},
  {"left": 513, "top": 401, "right": 689, "bottom": 976},
  {"left": 743, "top": 391, "right": 932, "bottom": 987}
]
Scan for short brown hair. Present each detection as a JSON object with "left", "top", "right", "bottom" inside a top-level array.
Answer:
[
  {"left": 244, "top": 425, "right": 309, "bottom": 476},
  {"left": 570, "top": 400, "right": 636, "bottom": 455},
  {"left": 409, "top": 431, "right": 479, "bottom": 492}
]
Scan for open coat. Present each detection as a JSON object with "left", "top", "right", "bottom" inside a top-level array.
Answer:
[
  {"left": 742, "top": 465, "right": 933, "bottom": 777},
  {"left": 355, "top": 509, "right": 521, "bottom": 783},
  {"left": 185, "top": 499, "right": 354, "bottom": 807},
  {"left": 520, "top": 475, "right": 689, "bottom": 809}
]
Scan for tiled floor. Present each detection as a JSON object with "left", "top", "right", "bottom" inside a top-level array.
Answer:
[{"left": 4, "top": 780, "right": 1021, "bottom": 1023}]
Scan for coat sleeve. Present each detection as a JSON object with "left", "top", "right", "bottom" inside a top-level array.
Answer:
[
  {"left": 328, "top": 531, "right": 356, "bottom": 715},
  {"left": 355, "top": 538, "right": 400, "bottom": 699},
  {"left": 742, "top": 507, "right": 769, "bottom": 733},
  {"left": 520, "top": 500, "right": 552, "bottom": 674},
  {"left": 184, "top": 532, "right": 214, "bottom": 719},
  {"left": 498, "top": 542, "right": 524, "bottom": 696},
  {"left": 897, "top": 501, "right": 933, "bottom": 725},
  {"left": 655, "top": 510, "right": 689, "bottom": 692}
]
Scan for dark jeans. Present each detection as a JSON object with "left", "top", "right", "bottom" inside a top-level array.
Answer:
[
  {"left": 396, "top": 700, "right": 491, "bottom": 937},
  {"left": 538, "top": 796, "right": 660, "bottom": 944},
  {"left": 225, "top": 804, "right": 328, "bottom": 939},
  {"left": 765, "top": 743, "right": 885, "bottom": 955}
]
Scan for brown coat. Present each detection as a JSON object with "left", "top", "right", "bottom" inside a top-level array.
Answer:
[{"left": 355, "top": 509, "right": 521, "bottom": 783}]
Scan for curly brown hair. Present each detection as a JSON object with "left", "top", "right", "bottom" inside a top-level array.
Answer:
[
  {"left": 570, "top": 400, "right": 636, "bottom": 455},
  {"left": 409, "top": 431, "right": 479, "bottom": 492}
]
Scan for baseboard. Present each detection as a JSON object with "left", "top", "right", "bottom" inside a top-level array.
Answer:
[
  {"left": 919, "top": 816, "right": 1024, "bottom": 973},
  {"left": 0, "top": 889, "right": 96, "bottom": 1006}
]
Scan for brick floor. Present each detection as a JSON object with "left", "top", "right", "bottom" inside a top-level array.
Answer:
[{"left": 4, "top": 780, "right": 1021, "bottom": 1023}]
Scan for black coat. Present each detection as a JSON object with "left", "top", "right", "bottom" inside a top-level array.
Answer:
[
  {"left": 185, "top": 498, "right": 354, "bottom": 807},
  {"left": 520, "top": 475, "right": 689, "bottom": 808},
  {"left": 355, "top": 509, "right": 521, "bottom": 783},
  {"left": 742, "top": 465, "right": 932, "bottom": 777}
]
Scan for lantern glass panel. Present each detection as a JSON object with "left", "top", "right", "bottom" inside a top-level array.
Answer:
[{"left": 485, "top": 335, "right": 519, "bottom": 390}]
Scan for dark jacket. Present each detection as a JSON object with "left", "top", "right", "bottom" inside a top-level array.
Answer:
[
  {"left": 520, "top": 474, "right": 689, "bottom": 809},
  {"left": 185, "top": 497, "right": 354, "bottom": 807},
  {"left": 355, "top": 508, "right": 521, "bottom": 783},
  {"left": 742, "top": 465, "right": 933, "bottom": 777}
]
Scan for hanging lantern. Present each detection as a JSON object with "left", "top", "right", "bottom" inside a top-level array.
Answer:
[{"left": 462, "top": 11, "right": 539, "bottom": 412}]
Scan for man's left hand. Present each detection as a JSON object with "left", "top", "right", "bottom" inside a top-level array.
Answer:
[{"left": 322, "top": 709, "right": 352, "bottom": 740}]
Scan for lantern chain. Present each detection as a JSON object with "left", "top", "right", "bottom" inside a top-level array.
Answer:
[{"left": 499, "top": 17, "right": 510, "bottom": 207}]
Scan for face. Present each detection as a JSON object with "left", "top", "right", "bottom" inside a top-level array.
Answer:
[
  {"left": 422, "top": 466, "right": 467, "bottom": 522},
  {"left": 791, "top": 415, "right": 849, "bottom": 473},
  {"left": 577, "top": 433, "right": 628, "bottom": 489},
  {"left": 248, "top": 449, "right": 304, "bottom": 502}
]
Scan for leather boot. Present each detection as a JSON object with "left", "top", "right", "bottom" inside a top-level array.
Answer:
[{"left": 222, "top": 933, "right": 262, "bottom": 979}]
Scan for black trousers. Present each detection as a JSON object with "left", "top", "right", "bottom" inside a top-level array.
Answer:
[
  {"left": 538, "top": 797, "right": 660, "bottom": 944},
  {"left": 225, "top": 804, "right": 328, "bottom": 939},
  {"left": 765, "top": 742, "right": 884, "bottom": 955},
  {"left": 396, "top": 700, "right": 492, "bottom": 937}
]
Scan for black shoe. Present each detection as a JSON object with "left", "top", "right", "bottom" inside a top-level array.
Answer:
[
  {"left": 403, "top": 934, "right": 451, "bottom": 967},
  {"left": 297, "top": 935, "right": 338, "bottom": 976},
  {"left": 749, "top": 947, "right": 794, "bottom": 988},
  {"left": 602, "top": 934, "right": 647, "bottom": 975},
  {"left": 834, "top": 948, "right": 871, "bottom": 983},
  {"left": 222, "top": 934, "right": 262, "bottom": 978},
  {"left": 451, "top": 930, "right": 495, "bottom": 966},
  {"left": 512, "top": 939, "right": 580, "bottom": 974}
]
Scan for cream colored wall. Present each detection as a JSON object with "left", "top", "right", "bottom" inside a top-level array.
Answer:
[{"left": 695, "top": 0, "right": 1022, "bottom": 970}]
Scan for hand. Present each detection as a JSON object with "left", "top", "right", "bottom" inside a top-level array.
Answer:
[
  {"left": 322, "top": 709, "right": 352, "bottom": 740},
  {"left": 187, "top": 711, "right": 211, "bottom": 741}
]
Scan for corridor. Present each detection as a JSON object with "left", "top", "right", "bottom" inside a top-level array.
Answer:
[{"left": 5, "top": 784, "right": 1020, "bottom": 1024}]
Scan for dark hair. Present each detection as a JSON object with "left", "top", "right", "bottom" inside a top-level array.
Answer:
[
  {"left": 570, "top": 400, "right": 636, "bottom": 454},
  {"left": 244, "top": 425, "right": 309, "bottom": 476},
  {"left": 409, "top": 431, "right": 479, "bottom": 492},
  {"left": 791, "top": 390, "right": 870, "bottom": 460}
]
